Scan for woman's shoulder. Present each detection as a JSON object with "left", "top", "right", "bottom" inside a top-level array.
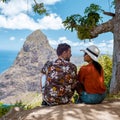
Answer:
[{"left": 80, "top": 63, "right": 92, "bottom": 70}]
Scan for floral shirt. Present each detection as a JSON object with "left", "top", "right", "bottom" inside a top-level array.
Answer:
[{"left": 43, "top": 58, "right": 77, "bottom": 106}]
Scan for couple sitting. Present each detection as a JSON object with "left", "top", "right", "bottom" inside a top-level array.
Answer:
[{"left": 41, "top": 43, "right": 106, "bottom": 106}]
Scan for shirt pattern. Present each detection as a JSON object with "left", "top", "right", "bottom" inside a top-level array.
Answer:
[{"left": 43, "top": 58, "right": 77, "bottom": 105}]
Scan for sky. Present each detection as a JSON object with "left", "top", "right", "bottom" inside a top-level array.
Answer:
[{"left": 0, "top": 0, "right": 114, "bottom": 56}]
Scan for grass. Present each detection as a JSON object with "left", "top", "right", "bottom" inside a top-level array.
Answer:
[
  {"left": 105, "top": 92, "right": 120, "bottom": 101},
  {"left": 0, "top": 92, "right": 43, "bottom": 118}
]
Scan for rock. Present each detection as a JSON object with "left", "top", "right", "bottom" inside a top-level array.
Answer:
[
  {"left": 1, "top": 99, "right": 120, "bottom": 120},
  {"left": 0, "top": 29, "right": 57, "bottom": 103}
]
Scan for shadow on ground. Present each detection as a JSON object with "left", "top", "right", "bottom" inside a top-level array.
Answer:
[{"left": 1, "top": 99, "right": 120, "bottom": 120}]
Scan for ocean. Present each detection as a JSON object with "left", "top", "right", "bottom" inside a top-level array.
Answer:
[
  {"left": 0, "top": 50, "right": 83, "bottom": 75},
  {"left": 0, "top": 50, "right": 18, "bottom": 74}
]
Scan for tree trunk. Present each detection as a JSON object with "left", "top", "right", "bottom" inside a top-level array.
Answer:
[{"left": 110, "top": 0, "right": 120, "bottom": 94}]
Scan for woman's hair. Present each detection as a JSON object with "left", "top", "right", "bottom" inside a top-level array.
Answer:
[
  {"left": 92, "top": 60, "right": 102, "bottom": 75},
  {"left": 56, "top": 43, "right": 71, "bottom": 56}
]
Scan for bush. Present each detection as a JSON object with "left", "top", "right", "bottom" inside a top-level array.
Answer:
[
  {"left": 0, "top": 93, "right": 42, "bottom": 118},
  {"left": 0, "top": 102, "right": 12, "bottom": 117},
  {"left": 99, "top": 55, "right": 112, "bottom": 92}
]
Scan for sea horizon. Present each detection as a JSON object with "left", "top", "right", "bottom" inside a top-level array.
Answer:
[
  {"left": 0, "top": 50, "right": 83, "bottom": 74},
  {"left": 0, "top": 50, "right": 18, "bottom": 74}
]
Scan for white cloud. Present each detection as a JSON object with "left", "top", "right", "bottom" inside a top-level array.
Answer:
[
  {"left": 38, "top": 0, "right": 61, "bottom": 5},
  {"left": 38, "top": 14, "right": 64, "bottom": 30},
  {"left": 49, "top": 36, "right": 81, "bottom": 47},
  {"left": 9, "top": 36, "right": 15, "bottom": 41},
  {"left": 49, "top": 37, "right": 113, "bottom": 55},
  {"left": 0, "top": 13, "right": 63, "bottom": 30},
  {"left": 98, "top": 39, "right": 113, "bottom": 54},
  {"left": 108, "top": 39, "right": 113, "bottom": 44},
  {"left": 0, "top": 13, "right": 36, "bottom": 30},
  {"left": 20, "top": 38, "right": 24, "bottom": 41},
  {"left": 77, "top": 39, "right": 113, "bottom": 55},
  {"left": 0, "top": 0, "right": 62, "bottom": 16},
  {"left": 0, "top": 0, "right": 63, "bottom": 30},
  {"left": 0, "top": 0, "right": 32, "bottom": 16}
]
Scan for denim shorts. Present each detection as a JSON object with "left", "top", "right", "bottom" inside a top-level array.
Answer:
[{"left": 81, "top": 91, "right": 106, "bottom": 104}]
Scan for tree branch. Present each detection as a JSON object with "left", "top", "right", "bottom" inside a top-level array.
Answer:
[
  {"left": 103, "top": 11, "right": 115, "bottom": 17},
  {"left": 33, "top": 0, "right": 37, "bottom": 4},
  {"left": 90, "top": 19, "right": 114, "bottom": 38}
]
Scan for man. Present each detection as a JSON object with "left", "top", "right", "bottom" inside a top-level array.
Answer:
[{"left": 42, "top": 43, "right": 77, "bottom": 106}]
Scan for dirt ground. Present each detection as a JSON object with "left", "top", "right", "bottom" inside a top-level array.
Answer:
[{"left": 1, "top": 99, "right": 120, "bottom": 120}]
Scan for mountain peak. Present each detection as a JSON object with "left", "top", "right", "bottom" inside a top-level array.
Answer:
[
  {"left": 26, "top": 29, "right": 48, "bottom": 43},
  {"left": 0, "top": 30, "right": 57, "bottom": 103}
]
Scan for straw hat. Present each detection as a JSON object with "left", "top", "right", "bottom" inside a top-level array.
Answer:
[{"left": 81, "top": 45, "right": 100, "bottom": 62}]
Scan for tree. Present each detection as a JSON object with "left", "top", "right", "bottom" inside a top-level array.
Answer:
[{"left": 63, "top": 0, "right": 120, "bottom": 94}]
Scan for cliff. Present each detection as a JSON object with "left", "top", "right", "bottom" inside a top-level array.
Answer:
[{"left": 0, "top": 30, "right": 57, "bottom": 103}]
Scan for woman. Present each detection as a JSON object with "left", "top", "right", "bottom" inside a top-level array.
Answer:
[{"left": 77, "top": 45, "right": 106, "bottom": 104}]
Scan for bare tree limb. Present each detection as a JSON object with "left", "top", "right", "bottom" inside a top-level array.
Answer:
[
  {"left": 90, "top": 19, "right": 114, "bottom": 38},
  {"left": 103, "top": 11, "right": 115, "bottom": 17}
]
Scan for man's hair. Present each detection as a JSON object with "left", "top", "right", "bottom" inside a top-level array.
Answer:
[{"left": 56, "top": 43, "right": 71, "bottom": 56}]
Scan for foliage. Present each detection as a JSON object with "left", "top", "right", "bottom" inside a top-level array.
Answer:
[
  {"left": 111, "top": 0, "right": 115, "bottom": 8},
  {"left": 24, "top": 93, "right": 42, "bottom": 109},
  {"left": 0, "top": 93, "right": 42, "bottom": 118},
  {"left": 33, "top": 3, "right": 47, "bottom": 15},
  {"left": 63, "top": 4, "right": 103, "bottom": 40},
  {"left": 0, "top": 101, "right": 35, "bottom": 118},
  {"left": 0, "top": 103, "right": 12, "bottom": 117},
  {"left": 0, "top": 101, "right": 27, "bottom": 117},
  {"left": 13, "top": 101, "right": 26, "bottom": 109},
  {"left": 106, "top": 92, "right": 120, "bottom": 99},
  {"left": 99, "top": 55, "right": 112, "bottom": 92},
  {"left": 71, "top": 91, "right": 79, "bottom": 103}
]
